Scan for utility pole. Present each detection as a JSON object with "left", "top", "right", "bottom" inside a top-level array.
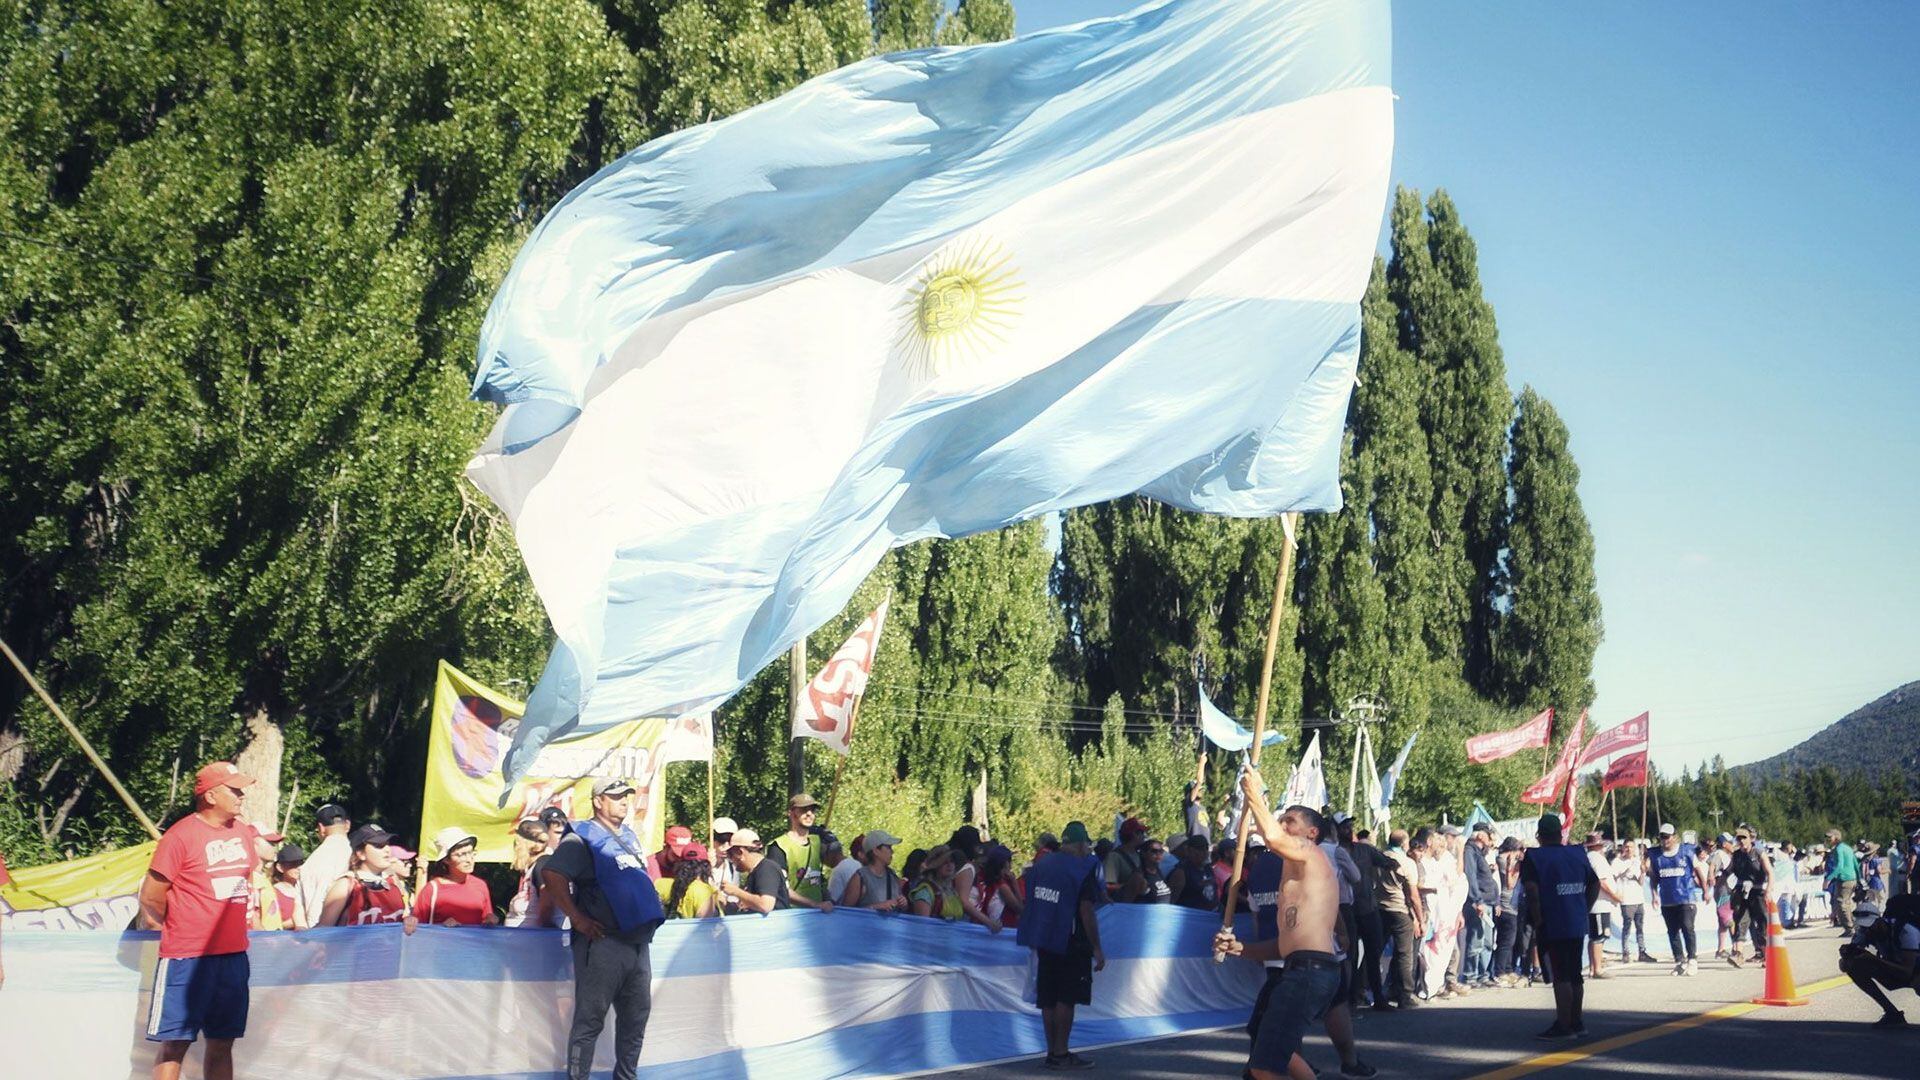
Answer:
[{"left": 1340, "top": 694, "right": 1387, "bottom": 817}]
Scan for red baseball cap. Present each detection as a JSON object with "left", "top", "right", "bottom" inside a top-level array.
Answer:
[
  {"left": 193, "top": 761, "right": 257, "bottom": 797},
  {"left": 1120, "top": 817, "right": 1149, "bottom": 839},
  {"left": 664, "top": 825, "right": 695, "bottom": 856}
]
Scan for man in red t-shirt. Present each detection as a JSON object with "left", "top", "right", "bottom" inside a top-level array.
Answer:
[{"left": 140, "top": 761, "right": 262, "bottom": 1080}]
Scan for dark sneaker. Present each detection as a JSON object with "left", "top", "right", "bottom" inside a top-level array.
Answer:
[
  {"left": 1571, "top": 1025, "right": 1589, "bottom": 1037},
  {"left": 1535, "top": 1025, "right": 1574, "bottom": 1040},
  {"left": 1341, "top": 1060, "right": 1379, "bottom": 1078},
  {"left": 1637, "top": 953, "right": 1659, "bottom": 963},
  {"left": 1726, "top": 952, "right": 1743, "bottom": 968}
]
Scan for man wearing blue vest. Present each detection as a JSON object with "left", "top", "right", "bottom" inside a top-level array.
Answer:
[
  {"left": 1645, "top": 822, "right": 1709, "bottom": 976},
  {"left": 544, "top": 778, "right": 666, "bottom": 1080},
  {"left": 1017, "top": 820, "right": 1106, "bottom": 1070},
  {"left": 1520, "top": 813, "right": 1600, "bottom": 1040}
]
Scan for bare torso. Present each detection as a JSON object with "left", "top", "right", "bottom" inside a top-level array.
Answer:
[{"left": 1274, "top": 842, "right": 1338, "bottom": 956}]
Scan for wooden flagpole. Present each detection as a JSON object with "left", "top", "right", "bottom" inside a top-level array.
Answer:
[
  {"left": 1216, "top": 513, "right": 1299, "bottom": 960},
  {"left": 698, "top": 734, "right": 714, "bottom": 853},
  {"left": 2, "top": 636, "right": 162, "bottom": 841},
  {"left": 821, "top": 694, "right": 864, "bottom": 830},
  {"left": 1640, "top": 769, "right": 1650, "bottom": 840}
]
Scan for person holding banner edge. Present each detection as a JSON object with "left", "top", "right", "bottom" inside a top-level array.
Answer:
[{"left": 543, "top": 778, "right": 665, "bottom": 1080}]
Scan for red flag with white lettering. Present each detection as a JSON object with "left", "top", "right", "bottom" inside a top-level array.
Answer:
[
  {"left": 1601, "top": 749, "right": 1648, "bottom": 793},
  {"left": 1576, "top": 712, "right": 1649, "bottom": 770},
  {"left": 791, "top": 596, "right": 890, "bottom": 756},
  {"left": 1466, "top": 708, "right": 1554, "bottom": 765},
  {"left": 1520, "top": 709, "right": 1586, "bottom": 805}
]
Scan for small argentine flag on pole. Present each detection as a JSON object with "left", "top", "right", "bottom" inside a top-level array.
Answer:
[{"left": 468, "top": 0, "right": 1395, "bottom": 782}]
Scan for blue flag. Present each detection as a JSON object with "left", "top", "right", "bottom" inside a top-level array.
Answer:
[
  {"left": 1197, "top": 681, "right": 1286, "bottom": 753},
  {"left": 468, "top": 0, "right": 1394, "bottom": 781},
  {"left": 1380, "top": 731, "right": 1418, "bottom": 809}
]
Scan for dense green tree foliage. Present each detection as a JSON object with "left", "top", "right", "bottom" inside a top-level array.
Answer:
[{"left": 1497, "top": 387, "right": 1603, "bottom": 715}]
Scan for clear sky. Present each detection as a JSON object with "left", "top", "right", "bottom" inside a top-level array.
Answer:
[{"left": 1019, "top": 2, "right": 1920, "bottom": 773}]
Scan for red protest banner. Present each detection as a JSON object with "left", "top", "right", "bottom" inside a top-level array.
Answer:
[
  {"left": 1576, "top": 711, "right": 1649, "bottom": 770},
  {"left": 1601, "top": 749, "right": 1648, "bottom": 792},
  {"left": 1466, "top": 708, "right": 1554, "bottom": 765},
  {"left": 1520, "top": 710, "right": 1586, "bottom": 805}
]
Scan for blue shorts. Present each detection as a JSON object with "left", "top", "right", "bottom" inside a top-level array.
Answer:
[
  {"left": 147, "top": 952, "right": 250, "bottom": 1043},
  {"left": 1249, "top": 953, "right": 1341, "bottom": 1075}
]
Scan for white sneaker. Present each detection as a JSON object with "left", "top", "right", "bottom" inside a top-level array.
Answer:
[{"left": 1685, "top": 959, "right": 1699, "bottom": 976}]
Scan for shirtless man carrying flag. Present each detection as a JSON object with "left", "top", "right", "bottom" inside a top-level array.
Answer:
[{"left": 1215, "top": 769, "right": 1343, "bottom": 1080}]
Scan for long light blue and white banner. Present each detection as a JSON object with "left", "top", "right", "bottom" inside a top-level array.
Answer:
[{"left": 2, "top": 905, "right": 1263, "bottom": 1079}]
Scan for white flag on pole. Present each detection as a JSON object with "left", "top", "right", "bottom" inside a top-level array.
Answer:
[
  {"left": 1281, "top": 731, "right": 1329, "bottom": 811},
  {"left": 791, "top": 597, "right": 890, "bottom": 756}
]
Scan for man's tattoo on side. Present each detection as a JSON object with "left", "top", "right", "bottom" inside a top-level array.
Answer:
[{"left": 1284, "top": 905, "right": 1299, "bottom": 929}]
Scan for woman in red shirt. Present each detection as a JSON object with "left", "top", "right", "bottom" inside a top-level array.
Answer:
[
  {"left": 414, "top": 827, "right": 497, "bottom": 927},
  {"left": 317, "top": 823, "right": 418, "bottom": 930}
]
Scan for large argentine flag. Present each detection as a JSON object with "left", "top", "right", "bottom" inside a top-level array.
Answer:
[{"left": 469, "top": 0, "right": 1394, "bottom": 775}]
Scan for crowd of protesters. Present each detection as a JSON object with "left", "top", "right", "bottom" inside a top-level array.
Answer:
[{"left": 120, "top": 756, "right": 1920, "bottom": 1079}]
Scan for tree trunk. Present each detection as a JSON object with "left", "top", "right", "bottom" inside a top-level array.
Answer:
[
  {"left": 0, "top": 725, "right": 24, "bottom": 783},
  {"left": 233, "top": 706, "right": 285, "bottom": 832}
]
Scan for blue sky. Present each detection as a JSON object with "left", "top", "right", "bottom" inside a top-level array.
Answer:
[{"left": 1019, "top": 2, "right": 1920, "bottom": 772}]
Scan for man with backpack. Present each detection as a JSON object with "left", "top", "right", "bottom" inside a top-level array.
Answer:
[{"left": 1839, "top": 896, "right": 1920, "bottom": 1029}]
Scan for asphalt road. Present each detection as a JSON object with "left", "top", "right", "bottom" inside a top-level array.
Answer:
[{"left": 950, "top": 926, "right": 1915, "bottom": 1079}]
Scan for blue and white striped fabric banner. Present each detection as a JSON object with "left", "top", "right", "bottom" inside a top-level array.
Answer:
[
  {"left": 466, "top": 0, "right": 1394, "bottom": 783},
  {"left": 2, "top": 905, "right": 1263, "bottom": 1078}
]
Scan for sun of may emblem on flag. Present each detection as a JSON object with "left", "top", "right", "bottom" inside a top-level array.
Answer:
[{"left": 897, "top": 236, "right": 1023, "bottom": 381}]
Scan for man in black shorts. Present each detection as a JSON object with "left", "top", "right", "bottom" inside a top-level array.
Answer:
[
  {"left": 1017, "top": 820, "right": 1107, "bottom": 1070},
  {"left": 1521, "top": 815, "right": 1601, "bottom": 1039}
]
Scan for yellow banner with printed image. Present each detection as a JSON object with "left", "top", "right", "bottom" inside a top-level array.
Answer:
[
  {"left": 1, "top": 841, "right": 156, "bottom": 931},
  {"left": 420, "top": 661, "right": 711, "bottom": 863}
]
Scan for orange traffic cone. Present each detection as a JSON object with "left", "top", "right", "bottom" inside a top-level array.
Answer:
[{"left": 1750, "top": 893, "right": 1808, "bottom": 1006}]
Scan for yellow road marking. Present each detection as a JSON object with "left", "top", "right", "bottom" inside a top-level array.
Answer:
[{"left": 1467, "top": 974, "right": 1852, "bottom": 1079}]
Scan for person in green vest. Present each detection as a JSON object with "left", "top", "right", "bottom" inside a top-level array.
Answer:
[{"left": 768, "top": 793, "right": 834, "bottom": 911}]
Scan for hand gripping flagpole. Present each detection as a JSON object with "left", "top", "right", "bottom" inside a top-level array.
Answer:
[{"left": 1216, "top": 512, "right": 1298, "bottom": 962}]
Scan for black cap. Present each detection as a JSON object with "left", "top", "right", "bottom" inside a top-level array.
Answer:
[
  {"left": 276, "top": 843, "right": 308, "bottom": 866},
  {"left": 348, "top": 823, "right": 394, "bottom": 849},
  {"left": 316, "top": 803, "right": 350, "bottom": 827},
  {"left": 538, "top": 806, "right": 569, "bottom": 826}
]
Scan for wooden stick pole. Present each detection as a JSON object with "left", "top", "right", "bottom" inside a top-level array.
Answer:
[
  {"left": 1640, "top": 769, "right": 1649, "bottom": 839},
  {"left": 1217, "top": 513, "right": 1299, "bottom": 957},
  {"left": 1, "top": 636, "right": 162, "bottom": 841},
  {"left": 280, "top": 778, "right": 300, "bottom": 838},
  {"left": 821, "top": 694, "right": 864, "bottom": 830},
  {"left": 707, "top": 746, "right": 718, "bottom": 854}
]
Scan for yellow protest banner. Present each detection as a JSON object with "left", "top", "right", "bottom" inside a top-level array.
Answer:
[
  {"left": 1, "top": 841, "right": 155, "bottom": 931},
  {"left": 420, "top": 661, "right": 711, "bottom": 863}
]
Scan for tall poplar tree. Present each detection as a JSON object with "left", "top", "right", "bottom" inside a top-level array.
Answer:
[
  {"left": 1387, "top": 187, "right": 1513, "bottom": 692},
  {"left": 1349, "top": 257, "right": 1439, "bottom": 725},
  {"left": 1496, "top": 387, "right": 1602, "bottom": 716}
]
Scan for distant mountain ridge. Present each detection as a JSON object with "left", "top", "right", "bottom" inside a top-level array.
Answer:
[{"left": 1742, "top": 680, "right": 1920, "bottom": 787}]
